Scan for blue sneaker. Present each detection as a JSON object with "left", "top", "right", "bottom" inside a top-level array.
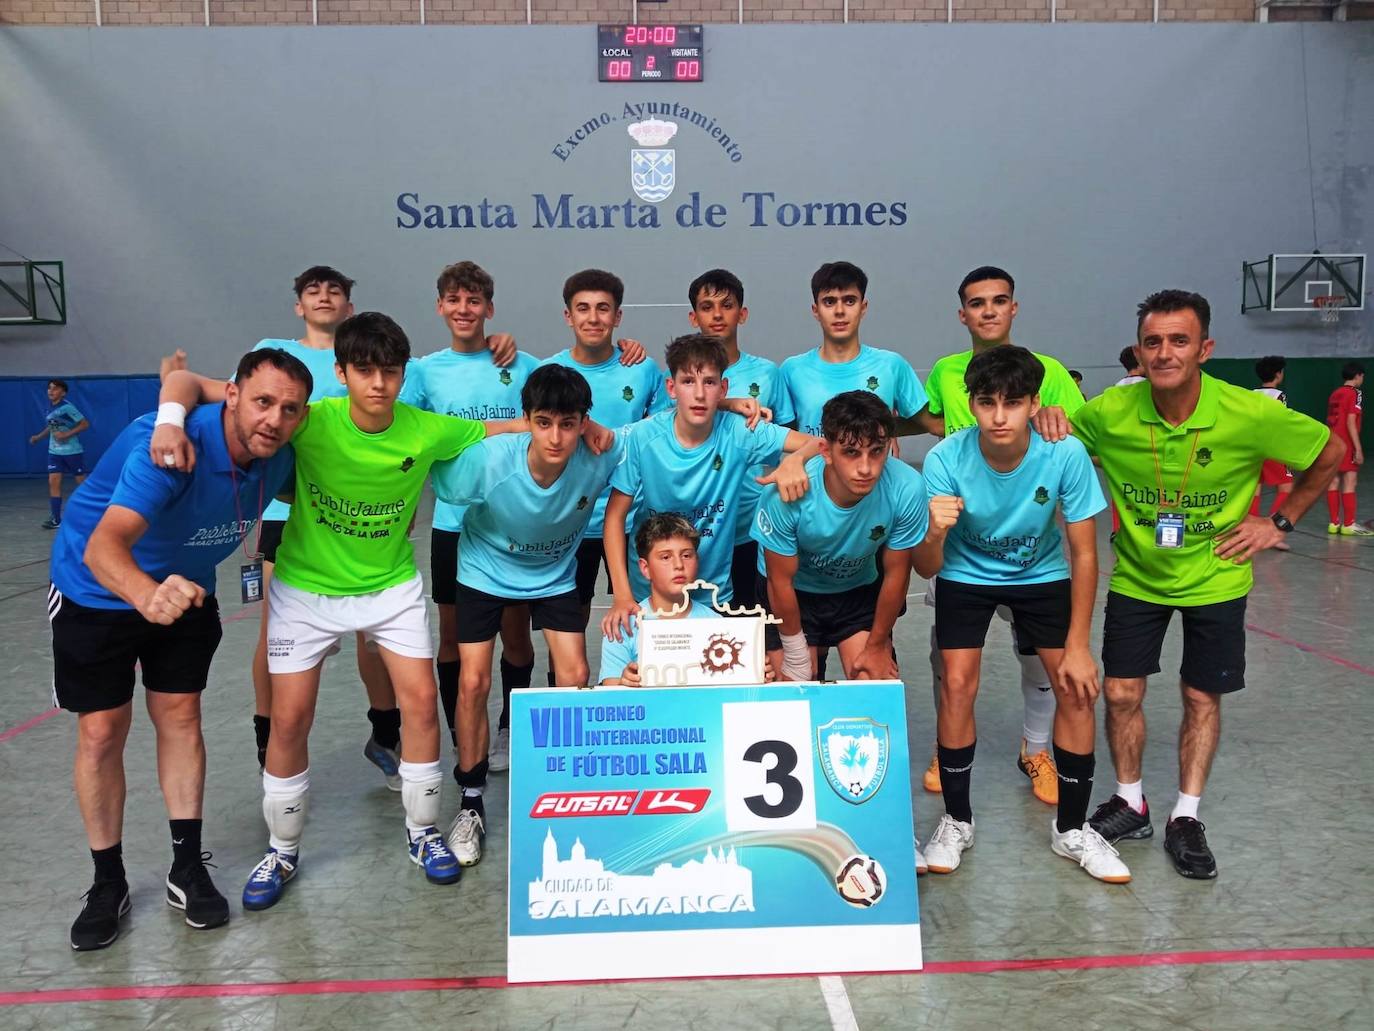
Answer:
[
  {"left": 363, "top": 736, "right": 402, "bottom": 791},
  {"left": 409, "top": 828, "right": 461, "bottom": 884},
  {"left": 242, "top": 849, "right": 298, "bottom": 911}
]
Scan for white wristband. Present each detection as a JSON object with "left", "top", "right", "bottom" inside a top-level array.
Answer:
[
  {"left": 780, "top": 631, "right": 812, "bottom": 681},
  {"left": 155, "top": 402, "right": 186, "bottom": 428}
]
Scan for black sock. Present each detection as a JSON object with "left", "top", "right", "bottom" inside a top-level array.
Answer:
[
  {"left": 436, "top": 660, "right": 460, "bottom": 746},
  {"left": 92, "top": 842, "right": 125, "bottom": 884},
  {"left": 169, "top": 819, "right": 203, "bottom": 872},
  {"left": 460, "top": 791, "right": 486, "bottom": 820},
  {"left": 1054, "top": 744, "right": 1096, "bottom": 834},
  {"left": 253, "top": 714, "right": 271, "bottom": 752},
  {"left": 457, "top": 759, "right": 489, "bottom": 820},
  {"left": 499, "top": 658, "right": 534, "bottom": 731},
  {"left": 367, "top": 707, "right": 401, "bottom": 751},
  {"left": 937, "top": 740, "right": 977, "bottom": 824},
  {"left": 816, "top": 649, "right": 830, "bottom": 680}
]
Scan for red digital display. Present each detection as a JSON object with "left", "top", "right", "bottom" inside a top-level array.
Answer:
[{"left": 598, "top": 24, "right": 704, "bottom": 83}]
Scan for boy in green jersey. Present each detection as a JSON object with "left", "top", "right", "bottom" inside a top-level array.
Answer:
[
  {"left": 916, "top": 266, "right": 1084, "bottom": 806},
  {"left": 1076, "top": 290, "right": 1343, "bottom": 880}
]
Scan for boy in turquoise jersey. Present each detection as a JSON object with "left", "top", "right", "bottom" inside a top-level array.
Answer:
[
  {"left": 429, "top": 365, "right": 625, "bottom": 866},
  {"left": 917, "top": 266, "right": 1086, "bottom": 806},
  {"left": 30, "top": 378, "right": 90, "bottom": 529},
  {"left": 779, "top": 261, "right": 934, "bottom": 439},
  {"left": 1076, "top": 290, "right": 1342, "bottom": 880},
  {"left": 919, "top": 346, "right": 1127, "bottom": 885},
  {"left": 687, "top": 268, "right": 797, "bottom": 611},
  {"left": 599, "top": 514, "right": 722, "bottom": 686},
  {"left": 601, "top": 335, "right": 819, "bottom": 643}
]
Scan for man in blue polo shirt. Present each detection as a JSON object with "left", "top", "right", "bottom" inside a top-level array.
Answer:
[{"left": 49, "top": 348, "right": 308, "bottom": 952}]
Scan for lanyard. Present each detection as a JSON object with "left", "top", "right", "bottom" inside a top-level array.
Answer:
[
  {"left": 229, "top": 465, "right": 265, "bottom": 560},
  {"left": 1148, "top": 425, "right": 1201, "bottom": 507}
]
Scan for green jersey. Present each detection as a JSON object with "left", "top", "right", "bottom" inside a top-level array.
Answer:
[
  {"left": 274, "top": 396, "right": 485, "bottom": 595},
  {"left": 1072, "top": 374, "right": 1329, "bottom": 606},
  {"left": 926, "top": 347, "right": 1084, "bottom": 434}
]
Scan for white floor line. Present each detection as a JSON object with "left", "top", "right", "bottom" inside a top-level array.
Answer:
[{"left": 817, "top": 975, "right": 860, "bottom": 1031}]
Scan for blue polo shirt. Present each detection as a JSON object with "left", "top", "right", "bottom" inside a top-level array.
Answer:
[{"left": 50, "top": 403, "right": 295, "bottom": 610}]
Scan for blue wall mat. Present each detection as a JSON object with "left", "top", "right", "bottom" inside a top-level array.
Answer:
[{"left": 1, "top": 376, "right": 160, "bottom": 479}]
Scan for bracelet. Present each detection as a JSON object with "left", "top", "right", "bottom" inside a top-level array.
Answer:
[{"left": 155, "top": 402, "right": 187, "bottom": 428}]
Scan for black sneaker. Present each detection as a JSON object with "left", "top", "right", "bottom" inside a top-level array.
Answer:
[
  {"left": 166, "top": 853, "right": 230, "bottom": 930},
  {"left": 1164, "top": 817, "right": 1218, "bottom": 880},
  {"left": 71, "top": 879, "right": 131, "bottom": 951},
  {"left": 1088, "top": 795, "right": 1154, "bottom": 842}
]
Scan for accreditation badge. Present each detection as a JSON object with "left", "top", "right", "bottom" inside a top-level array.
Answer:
[
  {"left": 240, "top": 560, "right": 264, "bottom": 603},
  {"left": 1155, "top": 511, "right": 1185, "bottom": 549}
]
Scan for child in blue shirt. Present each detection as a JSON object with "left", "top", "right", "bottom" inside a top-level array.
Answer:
[{"left": 30, "top": 378, "right": 90, "bottom": 529}]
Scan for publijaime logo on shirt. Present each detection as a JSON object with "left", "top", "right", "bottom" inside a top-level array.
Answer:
[{"left": 1033, "top": 486, "right": 1049, "bottom": 505}]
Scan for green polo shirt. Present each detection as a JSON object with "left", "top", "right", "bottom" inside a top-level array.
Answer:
[
  {"left": 1071, "top": 374, "right": 1330, "bottom": 606},
  {"left": 925, "top": 347, "right": 1085, "bottom": 433}
]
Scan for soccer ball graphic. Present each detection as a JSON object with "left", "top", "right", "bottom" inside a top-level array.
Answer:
[{"left": 835, "top": 854, "right": 886, "bottom": 908}]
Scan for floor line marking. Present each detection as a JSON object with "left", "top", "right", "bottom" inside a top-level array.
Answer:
[
  {"left": 817, "top": 976, "right": 860, "bottom": 1031},
  {"left": 2, "top": 946, "right": 1371, "bottom": 1007},
  {"left": 1245, "top": 623, "right": 1374, "bottom": 677},
  {"left": 0, "top": 707, "right": 59, "bottom": 744}
]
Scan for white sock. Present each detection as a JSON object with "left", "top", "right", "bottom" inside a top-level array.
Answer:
[
  {"left": 1018, "top": 651, "right": 1055, "bottom": 752},
  {"left": 1171, "top": 792, "right": 1201, "bottom": 822},
  {"left": 1116, "top": 779, "right": 1145, "bottom": 813},
  {"left": 262, "top": 769, "right": 309, "bottom": 855},
  {"left": 400, "top": 759, "right": 443, "bottom": 838}
]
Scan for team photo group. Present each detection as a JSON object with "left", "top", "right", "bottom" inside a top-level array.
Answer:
[{"left": 46, "top": 257, "right": 1351, "bottom": 954}]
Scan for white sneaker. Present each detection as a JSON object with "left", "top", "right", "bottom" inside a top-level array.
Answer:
[
  {"left": 914, "top": 837, "right": 928, "bottom": 876},
  {"left": 1050, "top": 819, "right": 1132, "bottom": 884},
  {"left": 488, "top": 728, "right": 511, "bottom": 773},
  {"left": 924, "top": 814, "right": 974, "bottom": 874},
  {"left": 447, "top": 808, "right": 485, "bottom": 867}
]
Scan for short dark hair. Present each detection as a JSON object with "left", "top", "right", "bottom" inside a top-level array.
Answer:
[
  {"left": 1341, "top": 360, "right": 1366, "bottom": 381},
  {"left": 48, "top": 378, "right": 68, "bottom": 393},
  {"left": 688, "top": 268, "right": 744, "bottom": 308},
  {"left": 1255, "top": 355, "right": 1287, "bottom": 383},
  {"left": 635, "top": 512, "right": 700, "bottom": 559},
  {"left": 958, "top": 266, "right": 1015, "bottom": 305},
  {"left": 334, "top": 312, "right": 410, "bottom": 368},
  {"left": 964, "top": 345, "right": 1045, "bottom": 401},
  {"left": 821, "top": 390, "right": 896, "bottom": 447},
  {"left": 293, "top": 265, "right": 355, "bottom": 300},
  {"left": 810, "top": 261, "right": 868, "bottom": 301},
  {"left": 1068, "top": 369, "right": 1083, "bottom": 384},
  {"left": 521, "top": 364, "right": 592, "bottom": 417},
  {"left": 1136, "top": 289, "right": 1211, "bottom": 339},
  {"left": 665, "top": 333, "right": 729, "bottom": 378},
  {"left": 436, "top": 261, "right": 494, "bottom": 301},
  {"left": 234, "top": 347, "right": 314, "bottom": 395},
  {"left": 1118, "top": 346, "right": 1140, "bottom": 374},
  {"left": 563, "top": 269, "right": 624, "bottom": 309}
]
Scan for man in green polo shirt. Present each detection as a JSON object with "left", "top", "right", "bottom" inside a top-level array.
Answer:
[
  {"left": 915, "top": 266, "right": 1087, "bottom": 807},
  {"left": 1076, "top": 289, "right": 1343, "bottom": 879}
]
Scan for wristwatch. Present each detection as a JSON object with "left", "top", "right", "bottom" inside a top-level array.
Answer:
[{"left": 1271, "top": 512, "right": 1295, "bottom": 534}]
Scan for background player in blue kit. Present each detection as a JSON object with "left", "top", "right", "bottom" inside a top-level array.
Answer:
[
  {"left": 430, "top": 365, "right": 621, "bottom": 866},
  {"left": 30, "top": 378, "right": 90, "bottom": 529},
  {"left": 49, "top": 348, "right": 308, "bottom": 951},
  {"left": 601, "top": 334, "right": 819, "bottom": 642},
  {"left": 687, "top": 268, "right": 797, "bottom": 611},
  {"left": 918, "top": 346, "right": 1125, "bottom": 884}
]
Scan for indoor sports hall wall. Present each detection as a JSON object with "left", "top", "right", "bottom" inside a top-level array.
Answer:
[{"left": 1, "top": 23, "right": 1370, "bottom": 397}]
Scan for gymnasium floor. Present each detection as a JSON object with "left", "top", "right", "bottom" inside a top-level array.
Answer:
[{"left": 1, "top": 477, "right": 1371, "bottom": 1030}]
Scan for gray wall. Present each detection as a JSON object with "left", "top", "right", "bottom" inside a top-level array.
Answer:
[{"left": 2, "top": 24, "right": 1371, "bottom": 394}]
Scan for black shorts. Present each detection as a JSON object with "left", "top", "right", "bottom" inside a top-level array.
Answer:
[
  {"left": 730, "top": 541, "right": 759, "bottom": 610},
  {"left": 1102, "top": 591, "right": 1247, "bottom": 694},
  {"left": 934, "top": 577, "right": 1071, "bottom": 652},
  {"left": 758, "top": 573, "right": 897, "bottom": 651},
  {"left": 574, "top": 537, "right": 612, "bottom": 606},
  {"left": 49, "top": 584, "right": 223, "bottom": 713},
  {"left": 455, "top": 583, "right": 582, "bottom": 643},
  {"left": 430, "top": 528, "right": 459, "bottom": 606},
  {"left": 258, "top": 519, "right": 286, "bottom": 564}
]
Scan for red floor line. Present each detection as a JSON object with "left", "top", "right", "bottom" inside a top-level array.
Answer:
[
  {"left": 0, "top": 707, "right": 59, "bottom": 743},
  {"left": 2, "top": 946, "right": 1371, "bottom": 1007},
  {"left": 1245, "top": 623, "right": 1374, "bottom": 677}
]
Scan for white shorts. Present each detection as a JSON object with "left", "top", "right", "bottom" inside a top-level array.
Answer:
[{"left": 267, "top": 574, "right": 433, "bottom": 675}]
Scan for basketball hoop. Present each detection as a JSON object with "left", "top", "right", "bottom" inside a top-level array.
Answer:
[{"left": 1313, "top": 295, "right": 1345, "bottom": 324}]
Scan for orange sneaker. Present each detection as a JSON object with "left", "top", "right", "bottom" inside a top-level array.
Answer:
[
  {"left": 1018, "top": 746, "right": 1058, "bottom": 805},
  {"left": 922, "top": 752, "right": 941, "bottom": 793}
]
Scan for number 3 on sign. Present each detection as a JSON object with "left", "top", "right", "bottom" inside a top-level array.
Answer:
[{"left": 721, "top": 701, "right": 817, "bottom": 832}]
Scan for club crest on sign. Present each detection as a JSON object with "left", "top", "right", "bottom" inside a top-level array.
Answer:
[
  {"left": 816, "top": 717, "right": 889, "bottom": 805},
  {"left": 628, "top": 118, "right": 678, "bottom": 203}
]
